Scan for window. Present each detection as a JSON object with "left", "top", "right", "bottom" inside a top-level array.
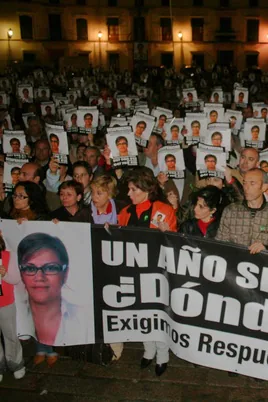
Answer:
[
  {"left": 247, "top": 19, "right": 259, "bottom": 42},
  {"left": 48, "top": 14, "right": 62, "bottom": 40},
  {"left": 77, "top": 0, "right": 86, "bottom": 4},
  {"left": 162, "top": 0, "right": 170, "bottom": 6},
  {"left": 76, "top": 18, "right": 88, "bottom": 40},
  {"left": 107, "top": 18, "right": 119, "bottom": 42},
  {"left": 160, "top": 18, "right": 172, "bottom": 41},
  {"left": 220, "top": 0, "right": 229, "bottom": 6},
  {"left": 249, "top": 0, "right": 258, "bottom": 6},
  {"left": 246, "top": 53, "right": 258, "bottom": 67},
  {"left": 108, "top": 0, "right": 117, "bottom": 6},
  {"left": 193, "top": 0, "right": 203, "bottom": 5},
  {"left": 23, "top": 52, "right": 36, "bottom": 63},
  {"left": 219, "top": 17, "right": 232, "bottom": 32},
  {"left": 20, "top": 15, "right": 33, "bottom": 40},
  {"left": 191, "top": 18, "right": 204, "bottom": 41},
  {"left": 217, "top": 50, "right": 233, "bottom": 65},
  {"left": 134, "top": 17, "right": 145, "bottom": 41},
  {"left": 108, "top": 53, "right": 120, "bottom": 72},
  {"left": 192, "top": 53, "right": 204, "bottom": 69},
  {"left": 161, "top": 52, "right": 173, "bottom": 68},
  {"left": 135, "top": 0, "right": 144, "bottom": 5}
]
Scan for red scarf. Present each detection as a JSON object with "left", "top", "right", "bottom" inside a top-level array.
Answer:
[{"left": 197, "top": 217, "right": 215, "bottom": 236}]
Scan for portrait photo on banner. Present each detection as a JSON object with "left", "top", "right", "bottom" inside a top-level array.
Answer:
[
  {"left": 77, "top": 107, "right": 99, "bottom": 132},
  {"left": 252, "top": 103, "right": 268, "bottom": 121},
  {"left": 37, "top": 87, "right": 50, "bottom": 100},
  {"left": 17, "top": 84, "right": 33, "bottom": 104},
  {"left": 224, "top": 109, "right": 243, "bottom": 134},
  {"left": 4, "top": 160, "right": 25, "bottom": 187},
  {"left": 0, "top": 220, "right": 95, "bottom": 346},
  {"left": 259, "top": 149, "right": 268, "bottom": 173},
  {"left": 234, "top": 87, "right": 249, "bottom": 106},
  {"left": 204, "top": 104, "right": 225, "bottom": 125},
  {"left": 106, "top": 128, "right": 137, "bottom": 159},
  {"left": 196, "top": 146, "right": 226, "bottom": 178},
  {"left": 205, "top": 124, "right": 231, "bottom": 152},
  {"left": 158, "top": 146, "right": 185, "bottom": 179},
  {"left": 184, "top": 114, "right": 207, "bottom": 144},
  {"left": 3, "top": 131, "right": 27, "bottom": 155},
  {"left": 130, "top": 111, "right": 156, "bottom": 146},
  {"left": 45, "top": 124, "right": 69, "bottom": 157},
  {"left": 243, "top": 119, "right": 266, "bottom": 149},
  {"left": 182, "top": 88, "right": 198, "bottom": 103},
  {"left": 164, "top": 118, "right": 185, "bottom": 144},
  {"left": 40, "top": 102, "right": 56, "bottom": 117},
  {"left": 209, "top": 89, "right": 224, "bottom": 103}
]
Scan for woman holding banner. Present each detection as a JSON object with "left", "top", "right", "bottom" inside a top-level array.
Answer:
[
  {"left": 118, "top": 168, "right": 177, "bottom": 376},
  {"left": 179, "top": 186, "right": 223, "bottom": 238}
]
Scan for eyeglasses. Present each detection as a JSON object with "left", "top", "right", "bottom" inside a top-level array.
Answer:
[
  {"left": 73, "top": 173, "right": 89, "bottom": 179},
  {"left": 12, "top": 194, "right": 28, "bottom": 200},
  {"left": 19, "top": 263, "right": 68, "bottom": 276},
  {"left": 117, "top": 142, "right": 127, "bottom": 146}
]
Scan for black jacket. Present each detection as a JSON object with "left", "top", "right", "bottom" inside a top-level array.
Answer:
[
  {"left": 179, "top": 218, "right": 220, "bottom": 238},
  {"left": 50, "top": 205, "right": 93, "bottom": 223}
]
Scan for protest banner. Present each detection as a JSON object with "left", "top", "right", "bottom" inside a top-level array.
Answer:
[{"left": 1, "top": 220, "right": 268, "bottom": 379}]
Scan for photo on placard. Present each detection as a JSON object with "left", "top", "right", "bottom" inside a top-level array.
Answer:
[
  {"left": 18, "top": 85, "right": 33, "bottom": 103},
  {"left": 106, "top": 130, "right": 137, "bottom": 159},
  {"left": 164, "top": 118, "right": 184, "bottom": 144},
  {"left": 137, "top": 87, "right": 147, "bottom": 98},
  {"left": 3, "top": 132, "right": 26, "bottom": 155},
  {"left": 210, "top": 90, "right": 223, "bottom": 103},
  {"left": 73, "top": 77, "right": 83, "bottom": 88},
  {"left": 117, "top": 96, "right": 129, "bottom": 111},
  {"left": 65, "top": 109, "right": 78, "bottom": 131},
  {"left": 259, "top": 150, "right": 268, "bottom": 173},
  {"left": 184, "top": 115, "right": 207, "bottom": 144},
  {"left": 243, "top": 120, "right": 265, "bottom": 149},
  {"left": 196, "top": 148, "right": 226, "bottom": 178},
  {"left": 224, "top": 110, "right": 243, "bottom": 132},
  {"left": 46, "top": 126, "right": 69, "bottom": 156},
  {"left": 234, "top": 88, "right": 248, "bottom": 105},
  {"left": 4, "top": 161, "right": 25, "bottom": 186},
  {"left": 130, "top": 113, "right": 155, "bottom": 142},
  {"left": 0, "top": 78, "right": 10, "bottom": 90},
  {"left": 37, "top": 87, "right": 50, "bottom": 101},
  {"left": 253, "top": 105, "right": 268, "bottom": 121},
  {"left": 2, "top": 114, "right": 13, "bottom": 130},
  {"left": 182, "top": 89, "right": 198, "bottom": 103},
  {"left": 205, "top": 128, "right": 231, "bottom": 151},
  {"left": 41, "top": 102, "right": 56, "bottom": 117},
  {"left": 204, "top": 105, "right": 225, "bottom": 124},
  {"left": 158, "top": 147, "right": 185, "bottom": 179},
  {"left": 66, "top": 92, "right": 78, "bottom": 105},
  {"left": 109, "top": 117, "right": 128, "bottom": 128},
  {"left": 77, "top": 108, "right": 99, "bottom": 130}
]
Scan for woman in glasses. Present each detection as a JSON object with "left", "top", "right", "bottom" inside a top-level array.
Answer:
[
  {"left": 17, "top": 233, "right": 90, "bottom": 365},
  {"left": 4, "top": 181, "right": 49, "bottom": 222}
]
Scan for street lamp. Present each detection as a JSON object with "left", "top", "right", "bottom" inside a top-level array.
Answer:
[
  {"left": 7, "top": 28, "right": 13, "bottom": 39},
  {"left": 98, "top": 31, "right": 102, "bottom": 39},
  {"left": 178, "top": 32, "right": 183, "bottom": 41}
]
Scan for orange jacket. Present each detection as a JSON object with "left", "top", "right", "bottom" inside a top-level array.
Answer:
[{"left": 118, "top": 200, "right": 177, "bottom": 232}]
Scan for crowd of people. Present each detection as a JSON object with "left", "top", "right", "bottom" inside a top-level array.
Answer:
[{"left": 0, "top": 61, "right": 268, "bottom": 382}]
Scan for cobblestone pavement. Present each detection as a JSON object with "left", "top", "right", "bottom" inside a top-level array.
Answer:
[{"left": 0, "top": 340, "right": 268, "bottom": 402}]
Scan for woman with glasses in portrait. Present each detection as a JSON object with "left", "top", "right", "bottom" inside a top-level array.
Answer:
[{"left": 17, "top": 233, "right": 91, "bottom": 363}]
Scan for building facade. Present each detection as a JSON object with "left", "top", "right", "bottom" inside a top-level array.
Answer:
[{"left": 0, "top": 0, "right": 268, "bottom": 71}]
